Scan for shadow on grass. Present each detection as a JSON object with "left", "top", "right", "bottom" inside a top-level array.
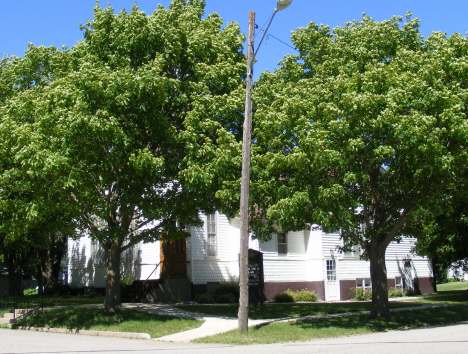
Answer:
[
  {"left": 409, "top": 290, "right": 468, "bottom": 304},
  {"left": 177, "top": 301, "right": 417, "bottom": 320},
  {"left": 15, "top": 307, "right": 177, "bottom": 330},
  {"left": 291, "top": 305, "right": 468, "bottom": 332}
]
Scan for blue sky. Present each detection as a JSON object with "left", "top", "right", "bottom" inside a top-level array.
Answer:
[{"left": 1, "top": 1, "right": 467, "bottom": 79}]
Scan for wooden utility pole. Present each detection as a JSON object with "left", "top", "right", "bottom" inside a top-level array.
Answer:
[{"left": 238, "top": 10, "right": 255, "bottom": 333}]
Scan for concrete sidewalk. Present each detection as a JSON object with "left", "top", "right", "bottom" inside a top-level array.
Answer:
[
  {"left": 123, "top": 303, "right": 268, "bottom": 342},
  {"left": 123, "top": 302, "right": 459, "bottom": 343}
]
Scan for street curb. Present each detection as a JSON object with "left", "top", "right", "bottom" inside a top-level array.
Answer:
[{"left": 13, "top": 326, "right": 150, "bottom": 340}]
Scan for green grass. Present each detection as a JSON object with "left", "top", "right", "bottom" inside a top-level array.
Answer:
[
  {"left": 436, "top": 281, "right": 468, "bottom": 292},
  {"left": 14, "top": 307, "right": 203, "bottom": 339},
  {"left": 196, "top": 305, "right": 468, "bottom": 344},
  {"left": 1, "top": 295, "right": 105, "bottom": 309},
  {"left": 176, "top": 301, "right": 417, "bottom": 320},
  {"left": 403, "top": 281, "right": 468, "bottom": 304}
]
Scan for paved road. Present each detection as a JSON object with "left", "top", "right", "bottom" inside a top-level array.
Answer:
[{"left": 2, "top": 322, "right": 468, "bottom": 354}]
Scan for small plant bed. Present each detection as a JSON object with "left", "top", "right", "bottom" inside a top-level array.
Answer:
[
  {"left": 13, "top": 307, "right": 203, "bottom": 339},
  {"left": 176, "top": 301, "right": 417, "bottom": 320},
  {"left": 196, "top": 305, "right": 468, "bottom": 344}
]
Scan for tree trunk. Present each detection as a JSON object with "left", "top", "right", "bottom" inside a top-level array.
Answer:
[
  {"left": 38, "top": 233, "right": 67, "bottom": 292},
  {"left": 369, "top": 246, "right": 390, "bottom": 319},
  {"left": 104, "top": 242, "right": 122, "bottom": 314},
  {"left": 5, "top": 251, "right": 23, "bottom": 296},
  {"left": 431, "top": 258, "right": 438, "bottom": 293}
]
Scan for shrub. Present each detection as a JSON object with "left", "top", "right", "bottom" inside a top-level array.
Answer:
[
  {"left": 274, "top": 288, "right": 319, "bottom": 303},
  {"left": 350, "top": 287, "right": 372, "bottom": 301},
  {"left": 388, "top": 287, "right": 407, "bottom": 298},
  {"left": 214, "top": 281, "right": 240, "bottom": 302},
  {"left": 294, "top": 289, "right": 318, "bottom": 302},
  {"left": 274, "top": 291, "right": 295, "bottom": 303},
  {"left": 216, "top": 293, "right": 236, "bottom": 303},
  {"left": 194, "top": 293, "right": 214, "bottom": 304}
]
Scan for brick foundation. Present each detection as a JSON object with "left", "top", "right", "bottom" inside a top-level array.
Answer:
[{"left": 263, "top": 281, "right": 325, "bottom": 301}]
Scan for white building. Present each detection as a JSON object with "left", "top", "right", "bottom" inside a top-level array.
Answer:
[{"left": 68, "top": 212, "right": 434, "bottom": 301}]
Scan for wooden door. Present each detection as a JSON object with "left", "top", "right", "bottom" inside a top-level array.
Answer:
[
  {"left": 325, "top": 259, "right": 340, "bottom": 301},
  {"left": 160, "top": 239, "right": 187, "bottom": 278}
]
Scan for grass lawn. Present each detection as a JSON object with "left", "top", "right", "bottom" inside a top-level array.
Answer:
[
  {"left": 196, "top": 305, "right": 468, "bottom": 344},
  {"left": 1, "top": 295, "right": 105, "bottom": 310},
  {"left": 403, "top": 281, "right": 468, "bottom": 304},
  {"left": 176, "top": 301, "right": 417, "bottom": 320},
  {"left": 14, "top": 307, "right": 203, "bottom": 339},
  {"left": 437, "top": 281, "right": 468, "bottom": 292}
]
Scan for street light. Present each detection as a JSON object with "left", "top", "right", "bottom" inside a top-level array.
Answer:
[{"left": 238, "top": 0, "right": 292, "bottom": 333}]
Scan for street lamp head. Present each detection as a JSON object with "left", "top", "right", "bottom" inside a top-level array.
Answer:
[{"left": 276, "top": 0, "right": 292, "bottom": 11}]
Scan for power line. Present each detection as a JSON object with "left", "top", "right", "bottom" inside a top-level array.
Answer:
[{"left": 266, "top": 34, "right": 298, "bottom": 52}]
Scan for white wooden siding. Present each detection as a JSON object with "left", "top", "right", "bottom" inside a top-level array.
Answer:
[
  {"left": 288, "top": 231, "right": 307, "bottom": 255},
  {"left": 259, "top": 234, "right": 277, "bottom": 255},
  {"left": 337, "top": 259, "right": 370, "bottom": 280},
  {"left": 322, "top": 231, "right": 342, "bottom": 259},
  {"left": 190, "top": 260, "right": 239, "bottom": 284},
  {"left": 138, "top": 241, "right": 160, "bottom": 281},
  {"left": 264, "top": 259, "right": 308, "bottom": 281}
]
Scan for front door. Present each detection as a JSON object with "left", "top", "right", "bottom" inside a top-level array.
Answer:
[
  {"left": 325, "top": 259, "right": 340, "bottom": 301},
  {"left": 160, "top": 239, "right": 187, "bottom": 278},
  {"left": 403, "top": 259, "right": 414, "bottom": 292}
]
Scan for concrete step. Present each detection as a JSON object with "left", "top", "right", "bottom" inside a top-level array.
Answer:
[
  {"left": 15, "top": 308, "right": 38, "bottom": 317},
  {"left": 0, "top": 317, "right": 14, "bottom": 324},
  {"left": 2, "top": 313, "right": 14, "bottom": 319}
]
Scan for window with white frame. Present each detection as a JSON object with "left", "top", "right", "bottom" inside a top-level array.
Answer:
[
  {"left": 277, "top": 232, "right": 287, "bottom": 256},
  {"left": 206, "top": 213, "right": 217, "bottom": 257},
  {"left": 356, "top": 278, "right": 371, "bottom": 290},
  {"left": 395, "top": 276, "right": 403, "bottom": 290},
  {"left": 326, "top": 260, "right": 337, "bottom": 281}
]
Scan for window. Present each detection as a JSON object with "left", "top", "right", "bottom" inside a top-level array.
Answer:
[
  {"left": 277, "top": 232, "right": 287, "bottom": 256},
  {"left": 90, "top": 239, "right": 105, "bottom": 265},
  {"left": 344, "top": 244, "right": 361, "bottom": 258},
  {"left": 395, "top": 276, "right": 403, "bottom": 290},
  {"left": 326, "top": 260, "right": 336, "bottom": 281},
  {"left": 356, "top": 278, "right": 371, "bottom": 290},
  {"left": 206, "top": 213, "right": 217, "bottom": 257}
]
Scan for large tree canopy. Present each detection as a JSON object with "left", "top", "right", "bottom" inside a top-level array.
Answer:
[
  {"left": 249, "top": 13, "right": 468, "bottom": 318},
  {"left": 414, "top": 192, "right": 468, "bottom": 283},
  {"left": 0, "top": 0, "right": 245, "bottom": 313}
]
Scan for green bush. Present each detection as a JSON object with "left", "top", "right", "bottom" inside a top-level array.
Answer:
[
  {"left": 388, "top": 287, "right": 407, "bottom": 298},
  {"left": 214, "top": 281, "right": 239, "bottom": 302},
  {"left": 274, "top": 291, "right": 295, "bottom": 303},
  {"left": 294, "top": 289, "right": 318, "bottom": 302},
  {"left": 216, "top": 293, "right": 236, "bottom": 303},
  {"left": 351, "top": 286, "right": 409, "bottom": 300},
  {"left": 194, "top": 293, "right": 214, "bottom": 304},
  {"left": 274, "top": 289, "right": 319, "bottom": 303},
  {"left": 350, "top": 287, "right": 372, "bottom": 301},
  {"left": 447, "top": 277, "right": 462, "bottom": 283}
]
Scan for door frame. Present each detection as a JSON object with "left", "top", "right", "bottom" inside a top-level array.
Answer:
[{"left": 324, "top": 258, "right": 340, "bottom": 301}]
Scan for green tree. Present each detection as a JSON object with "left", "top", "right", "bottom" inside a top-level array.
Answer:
[
  {"left": 250, "top": 14, "right": 468, "bottom": 318},
  {"left": 0, "top": 0, "right": 245, "bottom": 313},
  {"left": 414, "top": 193, "right": 468, "bottom": 284}
]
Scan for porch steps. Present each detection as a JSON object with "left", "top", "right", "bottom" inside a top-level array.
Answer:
[
  {"left": 0, "top": 308, "right": 39, "bottom": 326},
  {"left": 0, "top": 312, "right": 14, "bottom": 325}
]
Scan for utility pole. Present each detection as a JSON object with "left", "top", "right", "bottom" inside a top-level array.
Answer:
[{"left": 238, "top": 10, "right": 255, "bottom": 333}]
